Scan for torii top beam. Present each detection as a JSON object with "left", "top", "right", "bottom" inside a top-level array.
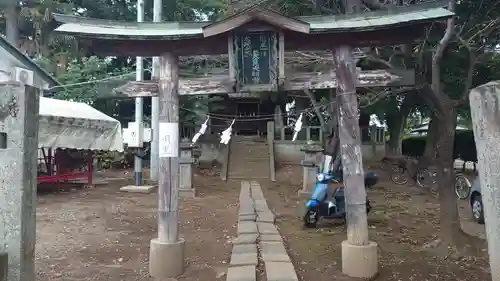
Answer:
[{"left": 52, "top": 1, "right": 454, "bottom": 57}]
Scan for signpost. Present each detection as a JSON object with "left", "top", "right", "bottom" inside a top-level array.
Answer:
[
  {"left": 233, "top": 31, "right": 278, "bottom": 91},
  {"left": 120, "top": 122, "right": 155, "bottom": 193}
]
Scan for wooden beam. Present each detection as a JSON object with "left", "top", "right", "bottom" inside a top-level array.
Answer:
[
  {"left": 110, "top": 69, "right": 415, "bottom": 98},
  {"left": 86, "top": 25, "right": 427, "bottom": 57}
]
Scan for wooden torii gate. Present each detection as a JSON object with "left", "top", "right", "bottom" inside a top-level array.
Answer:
[{"left": 52, "top": 2, "right": 453, "bottom": 279}]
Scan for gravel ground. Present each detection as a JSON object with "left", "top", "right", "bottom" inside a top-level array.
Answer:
[{"left": 35, "top": 170, "right": 239, "bottom": 281}]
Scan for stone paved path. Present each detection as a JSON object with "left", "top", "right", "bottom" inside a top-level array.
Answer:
[{"left": 227, "top": 181, "right": 299, "bottom": 281}]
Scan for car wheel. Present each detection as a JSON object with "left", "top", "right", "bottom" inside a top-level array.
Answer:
[{"left": 471, "top": 194, "right": 485, "bottom": 224}]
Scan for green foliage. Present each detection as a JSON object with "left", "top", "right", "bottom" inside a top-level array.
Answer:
[
  {"left": 180, "top": 95, "right": 225, "bottom": 124},
  {"left": 48, "top": 56, "right": 133, "bottom": 104},
  {"left": 402, "top": 130, "right": 477, "bottom": 162}
]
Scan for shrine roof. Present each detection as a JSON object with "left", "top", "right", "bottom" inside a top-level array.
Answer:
[{"left": 54, "top": 1, "right": 453, "bottom": 40}]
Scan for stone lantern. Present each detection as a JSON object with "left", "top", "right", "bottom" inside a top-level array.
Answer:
[
  {"left": 298, "top": 140, "right": 323, "bottom": 196},
  {"left": 179, "top": 138, "right": 197, "bottom": 197}
]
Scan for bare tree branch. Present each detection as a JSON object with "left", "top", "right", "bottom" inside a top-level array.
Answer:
[
  {"left": 454, "top": 34, "right": 477, "bottom": 106},
  {"left": 303, "top": 89, "right": 328, "bottom": 131},
  {"left": 360, "top": 86, "right": 415, "bottom": 108},
  {"left": 429, "top": 0, "right": 456, "bottom": 107}
]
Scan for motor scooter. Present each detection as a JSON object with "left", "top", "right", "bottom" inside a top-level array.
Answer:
[{"left": 303, "top": 171, "right": 378, "bottom": 228}]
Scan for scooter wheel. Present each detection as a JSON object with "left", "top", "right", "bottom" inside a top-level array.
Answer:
[{"left": 303, "top": 209, "right": 318, "bottom": 228}]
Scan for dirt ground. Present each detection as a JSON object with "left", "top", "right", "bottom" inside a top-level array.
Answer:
[
  {"left": 34, "top": 165, "right": 491, "bottom": 281},
  {"left": 266, "top": 164, "right": 491, "bottom": 281},
  {"left": 35, "top": 169, "right": 239, "bottom": 281}
]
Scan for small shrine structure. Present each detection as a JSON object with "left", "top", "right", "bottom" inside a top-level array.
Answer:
[{"left": 51, "top": 2, "right": 453, "bottom": 279}]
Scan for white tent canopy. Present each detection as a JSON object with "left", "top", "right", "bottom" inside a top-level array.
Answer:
[{"left": 38, "top": 97, "right": 123, "bottom": 152}]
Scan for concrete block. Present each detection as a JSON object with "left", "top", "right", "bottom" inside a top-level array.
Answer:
[
  {"left": 251, "top": 189, "right": 264, "bottom": 198},
  {"left": 341, "top": 240, "right": 378, "bottom": 278},
  {"left": 255, "top": 206, "right": 269, "bottom": 214},
  {"left": 232, "top": 234, "right": 258, "bottom": 245},
  {"left": 226, "top": 266, "right": 256, "bottom": 281},
  {"left": 238, "top": 222, "right": 258, "bottom": 235},
  {"left": 257, "top": 222, "right": 279, "bottom": 235},
  {"left": 260, "top": 234, "right": 282, "bottom": 242},
  {"left": 265, "top": 262, "right": 298, "bottom": 281},
  {"left": 179, "top": 188, "right": 196, "bottom": 198},
  {"left": 240, "top": 181, "right": 251, "bottom": 197},
  {"left": 230, "top": 254, "right": 258, "bottom": 266},
  {"left": 230, "top": 244, "right": 258, "bottom": 266},
  {"left": 149, "top": 238, "right": 185, "bottom": 278},
  {"left": 238, "top": 206, "right": 255, "bottom": 216},
  {"left": 254, "top": 199, "right": 267, "bottom": 205},
  {"left": 239, "top": 195, "right": 254, "bottom": 206},
  {"left": 252, "top": 193, "right": 265, "bottom": 200},
  {"left": 232, "top": 244, "right": 257, "bottom": 255},
  {"left": 239, "top": 214, "right": 256, "bottom": 222},
  {"left": 254, "top": 201, "right": 269, "bottom": 212},
  {"left": 120, "top": 185, "right": 156, "bottom": 193},
  {"left": 260, "top": 242, "right": 290, "bottom": 262},
  {"left": 256, "top": 212, "right": 275, "bottom": 223}
]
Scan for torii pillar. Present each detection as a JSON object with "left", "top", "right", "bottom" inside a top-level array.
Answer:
[
  {"left": 0, "top": 82, "right": 39, "bottom": 281},
  {"left": 334, "top": 46, "right": 378, "bottom": 278}
]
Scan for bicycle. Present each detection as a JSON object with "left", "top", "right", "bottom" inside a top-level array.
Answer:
[
  {"left": 391, "top": 163, "right": 471, "bottom": 199},
  {"left": 390, "top": 164, "right": 436, "bottom": 189},
  {"left": 454, "top": 171, "right": 471, "bottom": 200}
]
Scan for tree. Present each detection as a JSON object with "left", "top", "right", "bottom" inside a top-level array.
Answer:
[
  {"left": 420, "top": 0, "right": 500, "bottom": 253},
  {"left": 370, "top": 0, "right": 500, "bottom": 253},
  {"left": 336, "top": 0, "right": 500, "bottom": 253}
]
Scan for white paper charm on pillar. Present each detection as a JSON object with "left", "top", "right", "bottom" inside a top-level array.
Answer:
[
  {"left": 191, "top": 116, "right": 209, "bottom": 146},
  {"left": 292, "top": 113, "right": 304, "bottom": 141},
  {"left": 220, "top": 119, "right": 235, "bottom": 145}
]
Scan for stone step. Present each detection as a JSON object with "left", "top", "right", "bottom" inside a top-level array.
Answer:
[
  {"left": 229, "top": 170, "right": 270, "bottom": 175},
  {"left": 231, "top": 149, "right": 268, "bottom": 153},
  {"left": 231, "top": 144, "right": 267, "bottom": 148},
  {"left": 229, "top": 176, "right": 270, "bottom": 180},
  {"left": 230, "top": 158, "right": 269, "bottom": 163}
]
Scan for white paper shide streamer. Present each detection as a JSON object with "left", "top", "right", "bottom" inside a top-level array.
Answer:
[
  {"left": 220, "top": 119, "right": 235, "bottom": 145},
  {"left": 292, "top": 113, "right": 304, "bottom": 141},
  {"left": 191, "top": 116, "right": 210, "bottom": 146}
]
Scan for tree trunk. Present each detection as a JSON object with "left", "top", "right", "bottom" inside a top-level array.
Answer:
[
  {"left": 5, "top": 5, "right": 20, "bottom": 46},
  {"left": 434, "top": 105, "right": 468, "bottom": 250},
  {"left": 386, "top": 113, "right": 406, "bottom": 155},
  {"left": 295, "top": 98, "right": 309, "bottom": 126},
  {"left": 423, "top": 114, "right": 439, "bottom": 162},
  {"left": 324, "top": 89, "right": 341, "bottom": 172}
]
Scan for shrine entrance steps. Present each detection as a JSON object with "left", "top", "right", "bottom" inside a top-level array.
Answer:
[{"left": 228, "top": 136, "right": 270, "bottom": 180}]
